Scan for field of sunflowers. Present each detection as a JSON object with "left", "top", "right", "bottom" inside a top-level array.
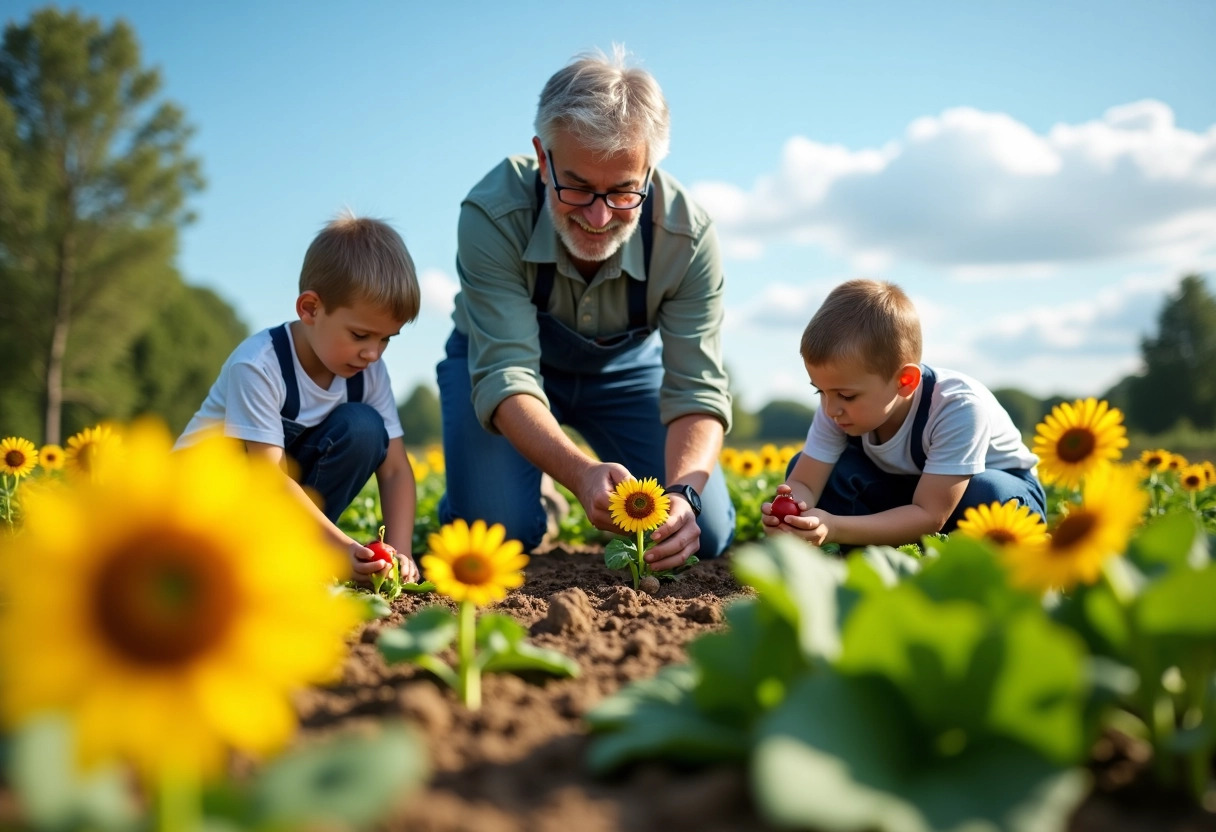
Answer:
[{"left": 0, "top": 399, "right": 1214, "bottom": 831}]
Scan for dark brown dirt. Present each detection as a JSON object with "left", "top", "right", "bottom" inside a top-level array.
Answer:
[{"left": 294, "top": 546, "right": 1216, "bottom": 832}]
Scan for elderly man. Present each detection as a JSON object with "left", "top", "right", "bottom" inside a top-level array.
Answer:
[{"left": 437, "top": 47, "right": 734, "bottom": 568}]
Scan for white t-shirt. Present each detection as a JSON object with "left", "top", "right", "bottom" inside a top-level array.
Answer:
[
  {"left": 803, "top": 365, "right": 1038, "bottom": 476},
  {"left": 176, "top": 323, "right": 404, "bottom": 449}
]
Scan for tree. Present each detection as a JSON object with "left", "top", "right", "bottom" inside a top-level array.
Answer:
[
  {"left": 398, "top": 383, "right": 442, "bottom": 446},
  {"left": 126, "top": 284, "right": 247, "bottom": 436},
  {"left": 1127, "top": 274, "right": 1216, "bottom": 434},
  {"left": 756, "top": 399, "right": 815, "bottom": 442},
  {"left": 0, "top": 9, "right": 203, "bottom": 442}
]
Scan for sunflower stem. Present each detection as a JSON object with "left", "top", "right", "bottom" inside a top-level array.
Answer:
[
  {"left": 636, "top": 528, "right": 648, "bottom": 578},
  {"left": 157, "top": 771, "right": 200, "bottom": 832},
  {"left": 458, "top": 600, "right": 480, "bottom": 709}
]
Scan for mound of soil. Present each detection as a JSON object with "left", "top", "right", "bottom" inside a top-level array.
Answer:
[{"left": 295, "top": 546, "right": 1215, "bottom": 832}]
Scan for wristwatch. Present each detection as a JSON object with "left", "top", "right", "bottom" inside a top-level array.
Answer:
[{"left": 663, "top": 484, "right": 702, "bottom": 517}]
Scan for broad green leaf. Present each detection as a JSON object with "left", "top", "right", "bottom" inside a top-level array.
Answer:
[
  {"left": 604, "top": 537, "right": 636, "bottom": 570},
  {"left": 1135, "top": 564, "right": 1216, "bottom": 637},
  {"left": 359, "top": 591, "right": 392, "bottom": 620},
  {"left": 688, "top": 598, "right": 807, "bottom": 723},
  {"left": 477, "top": 612, "right": 579, "bottom": 677},
  {"left": 1125, "top": 511, "right": 1207, "bottom": 575},
  {"left": 402, "top": 580, "right": 437, "bottom": 593},
  {"left": 911, "top": 535, "right": 1035, "bottom": 617},
  {"left": 377, "top": 605, "right": 457, "bottom": 662},
  {"left": 855, "top": 545, "right": 923, "bottom": 586},
  {"left": 475, "top": 611, "right": 528, "bottom": 644},
  {"left": 251, "top": 722, "right": 427, "bottom": 828},
  {"left": 732, "top": 535, "right": 846, "bottom": 661},
  {"left": 587, "top": 699, "right": 749, "bottom": 774},
  {"left": 754, "top": 674, "right": 1087, "bottom": 832},
  {"left": 585, "top": 664, "right": 699, "bottom": 730},
  {"left": 6, "top": 715, "right": 138, "bottom": 831}
]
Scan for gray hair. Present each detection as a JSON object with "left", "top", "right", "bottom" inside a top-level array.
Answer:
[{"left": 534, "top": 45, "right": 671, "bottom": 166}]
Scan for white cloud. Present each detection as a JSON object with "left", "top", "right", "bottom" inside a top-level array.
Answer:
[
  {"left": 419, "top": 267, "right": 459, "bottom": 317},
  {"left": 692, "top": 100, "right": 1216, "bottom": 270}
]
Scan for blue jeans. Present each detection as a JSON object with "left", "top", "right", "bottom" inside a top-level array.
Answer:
[
  {"left": 787, "top": 445, "right": 1046, "bottom": 532},
  {"left": 284, "top": 402, "right": 388, "bottom": 523},
  {"left": 437, "top": 330, "right": 736, "bottom": 555}
]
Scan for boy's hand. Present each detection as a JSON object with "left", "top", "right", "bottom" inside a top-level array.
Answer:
[
  {"left": 778, "top": 509, "right": 830, "bottom": 546},
  {"left": 761, "top": 483, "right": 807, "bottom": 532},
  {"left": 397, "top": 553, "right": 421, "bottom": 584},
  {"left": 347, "top": 540, "right": 393, "bottom": 583}
]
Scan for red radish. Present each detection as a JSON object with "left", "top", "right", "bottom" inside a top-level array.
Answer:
[
  {"left": 771, "top": 494, "right": 800, "bottom": 521},
  {"left": 367, "top": 525, "right": 397, "bottom": 568}
]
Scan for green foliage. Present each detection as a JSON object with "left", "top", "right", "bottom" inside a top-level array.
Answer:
[
  {"left": 992, "top": 386, "right": 1043, "bottom": 433},
  {"left": 398, "top": 383, "right": 442, "bottom": 445},
  {"left": 0, "top": 8, "right": 203, "bottom": 443},
  {"left": 755, "top": 399, "right": 815, "bottom": 442}
]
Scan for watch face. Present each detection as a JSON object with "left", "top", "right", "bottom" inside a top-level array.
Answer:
[{"left": 686, "top": 486, "right": 702, "bottom": 514}]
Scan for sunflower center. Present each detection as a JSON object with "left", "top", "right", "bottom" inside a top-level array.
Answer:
[
  {"left": 626, "top": 493, "right": 655, "bottom": 520},
  {"left": 1056, "top": 428, "right": 1096, "bottom": 463},
  {"left": 92, "top": 541, "right": 238, "bottom": 666},
  {"left": 985, "top": 529, "right": 1017, "bottom": 545},
  {"left": 452, "top": 553, "right": 492, "bottom": 586},
  {"left": 5, "top": 450, "right": 26, "bottom": 468},
  {"left": 1050, "top": 512, "right": 1097, "bottom": 551}
]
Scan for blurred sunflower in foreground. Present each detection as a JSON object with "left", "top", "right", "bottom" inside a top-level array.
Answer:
[{"left": 0, "top": 420, "right": 362, "bottom": 782}]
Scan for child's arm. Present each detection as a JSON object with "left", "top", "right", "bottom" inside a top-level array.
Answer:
[
  {"left": 374, "top": 439, "right": 420, "bottom": 583},
  {"left": 806, "top": 472, "right": 970, "bottom": 547},
  {"left": 244, "top": 440, "right": 392, "bottom": 582},
  {"left": 761, "top": 454, "right": 832, "bottom": 535}
]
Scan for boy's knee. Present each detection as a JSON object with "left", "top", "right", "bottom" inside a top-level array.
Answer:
[{"left": 327, "top": 403, "right": 388, "bottom": 451}]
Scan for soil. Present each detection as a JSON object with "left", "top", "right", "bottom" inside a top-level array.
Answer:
[{"left": 295, "top": 545, "right": 1216, "bottom": 832}]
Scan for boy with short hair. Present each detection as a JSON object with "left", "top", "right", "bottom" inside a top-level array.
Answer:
[
  {"left": 177, "top": 212, "right": 422, "bottom": 581},
  {"left": 763, "top": 278, "right": 1044, "bottom": 547}
]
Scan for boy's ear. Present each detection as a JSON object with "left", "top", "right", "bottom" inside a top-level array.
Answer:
[
  {"left": 296, "top": 290, "right": 323, "bottom": 324},
  {"left": 897, "top": 364, "right": 922, "bottom": 394}
]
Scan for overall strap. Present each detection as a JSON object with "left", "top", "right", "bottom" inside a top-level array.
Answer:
[
  {"left": 909, "top": 365, "right": 938, "bottom": 471},
  {"left": 346, "top": 371, "right": 364, "bottom": 404},
  {"left": 269, "top": 324, "right": 301, "bottom": 421},
  {"left": 531, "top": 172, "right": 654, "bottom": 328}
]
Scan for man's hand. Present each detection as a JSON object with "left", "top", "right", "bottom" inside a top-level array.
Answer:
[
  {"left": 645, "top": 492, "right": 701, "bottom": 571},
  {"left": 574, "top": 461, "right": 634, "bottom": 533}
]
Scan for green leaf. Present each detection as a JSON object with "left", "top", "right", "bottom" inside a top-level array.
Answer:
[
  {"left": 910, "top": 535, "right": 1035, "bottom": 617},
  {"left": 585, "top": 664, "right": 699, "bottom": 730},
  {"left": 477, "top": 612, "right": 579, "bottom": 677},
  {"left": 687, "top": 598, "right": 807, "bottom": 723},
  {"left": 377, "top": 605, "right": 457, "bottom": 662},
  {"left": 856, "top": 545, "right": 923, "bottom": 586},
  {"left": 604, "top": 537, "right": 636, "bottom": 570},
  {"left": 1125, "top": 511, "right": 1207, "bottom": 575},
  {"left": 5, "top": 715, "right": 138, "bottom": 831},
  {"left": 402, "top": 580, "right": 436, "bottom": 593},
  {"left": 732, "top": 535, "right": 847, "bottom": 661},
  {"left": 753, "top": 674, "right": 1087, "bottom": 832},
  {"left": 587, "top": 699, "right": 749, "bottom": 774},
  {"left": 250, "top": 722, "right": 427, "bottom": 828},
  {"left": 1135, "top": 563, "right": 1216, "bottom": 637}
]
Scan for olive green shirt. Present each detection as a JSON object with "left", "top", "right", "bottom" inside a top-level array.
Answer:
[{"left": 451, "top": 155, "right": 732, "bottom": 434}]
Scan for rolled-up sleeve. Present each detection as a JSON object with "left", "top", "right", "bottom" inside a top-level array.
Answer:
[
  {"left": 654, "top": 223, "right": 733, "bottom": 431},
  {"left": 456, "top": 201, "right": 550, "bottom": 432}
]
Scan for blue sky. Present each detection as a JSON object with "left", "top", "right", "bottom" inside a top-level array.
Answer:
[{"left": 7, "top": 1, "right": 1215, "bottom": 413}]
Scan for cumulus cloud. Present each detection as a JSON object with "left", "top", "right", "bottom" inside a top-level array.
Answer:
[
  {"left": 418, "top": 267, "right": 459, "bottom": 316},
  {"left": 693, "top": 100, "right": 1216, "bottom": 269}
]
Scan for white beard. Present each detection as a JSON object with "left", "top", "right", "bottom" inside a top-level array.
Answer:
[{"left": 547, "top": 198, "right": 640, "bottom": 265}]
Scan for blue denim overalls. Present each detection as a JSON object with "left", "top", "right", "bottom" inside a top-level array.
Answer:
[{"left": 269, "top": 324, "right": 388, "bottom": 523}]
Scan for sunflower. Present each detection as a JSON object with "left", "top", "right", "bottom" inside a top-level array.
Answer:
[
  {"left": 1003, "top": 465, "right": 1147, "bottom": 593},
  {"left": 1139, "top": 449, "right": 1170, "bottom": 471},
  {"left": 425, "top": 446, "right": 445, "bottom": 475},
  {"left": 735, "top": 450, "right": 763, "bottom": 478},
  {"left": 719, "top": 447, "right": 740, "bottom": 471},
  {"left": 38, "top": 443, "right": 64, "bottom": 471},
  {"left": 608, "top": 477, "right": 670, "bottom": 534},
  {"left": 1179, "top": 464, "right": 1208, "bottom": 492},
  {"left": 1165, "top": 453, "right": 1187, "bottom": 472},
  {"left": 760, "top": 443, "right": 782, "bottom": 471},
  {"left": 1203, "top": 461, "right": 1216, "bottom": 487},
  {"left": 1032, "top": 398, "right": 1128, "bottom": 489},
  {"left": 421, "top": 519, "right": 528, "bottom": 606},
  {"left": 64, "top": 424, "right": 121, "bottom": 480},
  {"left": 1, "top": 437, "right": 38, "bottom": 478},
  {"left": 0, "top": 420, "right": 362, "bottom": 781},
  {"left": 954, "top": 500, "right": 1048, "bottom": 549}
]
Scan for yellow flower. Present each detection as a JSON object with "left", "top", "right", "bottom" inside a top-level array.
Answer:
[
  {"left": 425, "top": 446, "right": 445, "bottom": 475},
  {"left": 1003, "top": 465, "right": 1147, "bottom": 593},
  {"left": 64, "top": 424, "right": 121, "bottom": 480},
  {"left": 760, "top": 443, "right": 781, "bottom": 471},
  {"left": 1202, "top": 461, "right": 1216, "bottom": 487},
  {"left": 1138, "top": 449, "right": 1170, "bottom": 471},
  {"left": 955, "top": 500, "right": 1049, "bottom": 549},
  {"left": 778, "top": 444, "right": 800, "bottom": 469},
  {"left": 38, "top": 443, "right": 64, "bottom": 471},
  {"left": 421, "top": 519, "right": 528, "bottom": 606},
  {"left": 608, "top": 477, "right": 670, "bottom": 534},
  {"left": 1165, "top": 453, "right": 1187, "bottom": 471},
  {"left": 1, "top": 437, "right": 38, "bottom": 478},
  {"left": 735, "top": 450, "right": 763, "bottom": 477},
  {"left": 719, "top": 447, "right": 739, "bottom": 471},
  {"left": 1032, "top": 398, "right": 1128, "bottom": 489},
  {"left": 413, "top": 460, "right": 431, "bottom": 482},
  {"left": 1179, "top": 464, "right": 1207, "bottom": 492},
  {"left": 0, "top": 420, "right": 362, "bottom": 781}
]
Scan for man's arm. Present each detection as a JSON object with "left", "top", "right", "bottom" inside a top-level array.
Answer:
[
  {"left": 491, "top": 393, "right": 631, "bottom": 532},
  {"left": 645, "top": 413, "right": 723, "bottom": 570}
]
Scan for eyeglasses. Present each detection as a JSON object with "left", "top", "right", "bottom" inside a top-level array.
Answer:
[{"left": 546, "top": 150, "right": 650, "bottom": 210}]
